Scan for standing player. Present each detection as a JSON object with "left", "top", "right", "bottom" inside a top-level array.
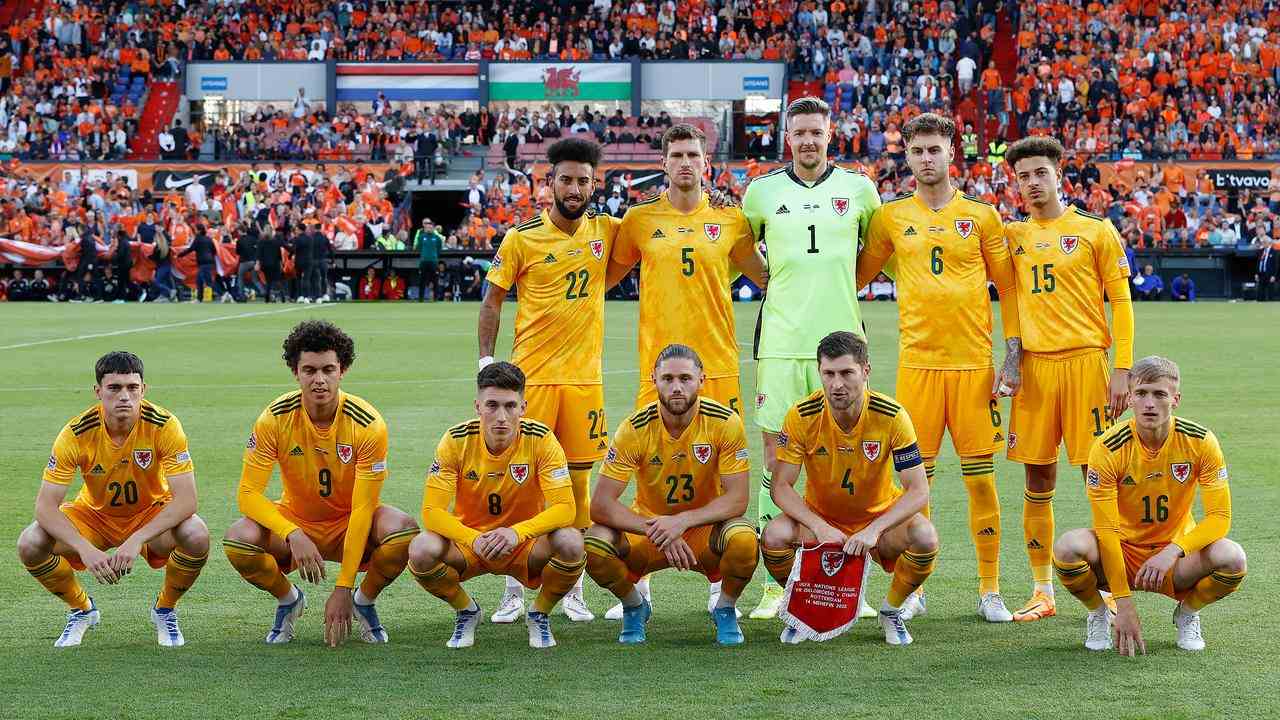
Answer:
[
  {"left": 479, "top": 138, "right": 618, "bottom": 624},
  {"left": 223, "top": 321, "right": 419, "bottom": 646},
  {"left": 1054, "top": 356, "right": 1246, "bottom": 654},
  {"left": 407, "top": 362, "right": 585, "bottom": 649},
  {"left": 585, "top": 345, "right": 758, "bottom": 645},
  {"left": 741, "top": 97, "right": 883, "bottom": 619},
  {"left": 602, "top": 123, "right": 766, "bottom": 617},
  {"left": 18, "top": 351, "right": 209, "bottom": 648},
  {"left": 759, "top": 332, "right": 937, "bottom": 646},
  {"left": 1002, "top": 137, "right": 1135, "bottom": 621},
  {"left": 855, "top": 112, "right": 1021, "bottom": 622}
]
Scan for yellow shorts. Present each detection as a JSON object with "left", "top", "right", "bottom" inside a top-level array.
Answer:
[
  {"left": 618, "top": 524, "right": 728, "bottom": 583},
  {"left": 277, "top": 503, "right": 375, "bottom": 573},
  {"left": 897, "top": 366, "right": 1003, "bottom": 458},
  {"left": 1093, "top": 535, "right": 1189, "bottom": 601},
  {"left": 61, "top": 501, "right": 169, "bottom": 570},
  {"left": 456, "top": 537, "right": 542, "bottom": 589},
  {"left": 1008, "top": 349, "right": 1112, "bottom": 465},
  {"left": 636, "top": 375, "right": 742, "bottom": 415},
  {"left": 525, "top": 383, "right": 608, "bottom": 463}
]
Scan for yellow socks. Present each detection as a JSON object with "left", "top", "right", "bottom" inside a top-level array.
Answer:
[
  {"left": 25, "top": 555, "right": 90, "bottom": 611},
  {"left": 358, "top": 529, "right": 418, "bottom": 601},
  {"left": 1053, "top": 558, "right": 1102, "bottom": 611},
  {"left": 410, "top": 561, "right": 473, "bottom": 610},
  {"left": 761, "top": 546, "right": 796, "bottom": 586},
  {"left": 584, "top": 535, "right": 635, "bottom": 600},
  {"left": 223, "top": 540, "right": 293, "bottom": 600},
  {"left": 1185, "top": 569, "right": 1246, "bottom": 611},
  {"left": 887, "top": 549, "right": 938, "bottom": 607},
  {"left": 961, "top": 456, "right": 1001, "bottom": 595},
  {"left": 533, "top": 555, "right": 586, "bottom": 613},
  {"left": 157, "top": 549, "right": 207, "bottom": 609},
  {"left": 1023, "top": 488, "right": 1055, "bottom": 585},
  {"left": 714, "top": 520, "right": 759, "bottom": 602}
]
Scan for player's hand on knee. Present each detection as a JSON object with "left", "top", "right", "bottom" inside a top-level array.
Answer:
[
  {"left": 324, "top": 588, "right": 353, "bottom": 648},
  {"left": 843, "top": 527, "right": 879, "bottom": 557},
  {"left": 644, "top": 515, "right": 687, "bottom": 548},
  {"left": 287, "top": 530, "right": 326, "bottom": 584},
  {"left": 1113, "top": 600, "right": 1145, "bottom": 658},
  {"left": 475, "top": 528, "right": 518, "bottom": 560},
  {"left": 662, "top": 538, "right": 697, "bottom": 571},
  {"left": 83, "top": 547, "right": 119, "bottom": 585}
]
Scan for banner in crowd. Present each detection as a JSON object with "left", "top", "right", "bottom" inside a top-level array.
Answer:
[
  {"left": 489, "top": 62, "right": 631, "bottom": 102},
  {"left": 0, "top": 237, "right": 291, "bottom": 287},
  {"left": 777, "top": 543, "right": 872, "bottom": 642},
  {"left": 19, "top": 163, "right": 396, "bottom": 192},
  {"left": 335, "top": 63, "right": 480, "bottom": 102}
]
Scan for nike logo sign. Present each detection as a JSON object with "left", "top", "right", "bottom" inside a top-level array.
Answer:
[
  {"left": 163, "top": 174, "right": 211, "bottom": 190},
  {"left": 625, "top": 173, "right": 664, "bottom": 188}
]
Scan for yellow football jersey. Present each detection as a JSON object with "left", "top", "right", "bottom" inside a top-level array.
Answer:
[
  {"left": 614, "top": 192, "right": 756, "bottom": 379},
  {"left": 44, "top": 401, "right": 193, "bottom": 517},
  {"left": 1087, "top": 417, "right": 1230, "bottom": 550},
  {"left": 776, "top": 389, "right": 922, "bottom": 530},
  {"left": 599, "top": 397, "right": 750, "bottom": 518},
  {"left": 241, "top": 390, "right": 389, "bottom": 526},
  {"left": 859, "top": 191, "right": 1015, "bottom": 369},
  {"left": 486, "top": 210, "right": 621, "bottom": 385},
  {"left": 1005, "top": 206, "right": 1131, "bottom": 355},
  {"left": 426, "top": 418, "right": 572, "bottom": 538}
]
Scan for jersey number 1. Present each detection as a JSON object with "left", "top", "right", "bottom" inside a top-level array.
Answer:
[{"left": 807, "top": 225, "right": 818, "bottom": 254}]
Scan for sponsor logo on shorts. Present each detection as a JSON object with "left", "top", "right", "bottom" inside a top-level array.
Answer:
[
  {"left": 336, "top": 443, "right": 354, "bottom": 464},
  {"left": 509, "top": 464, "right": 530, "bottom": 484},
  {"left": 993, "top": 431, "right": 1003, "bottom": 443},
  {"left": 692, "top": 443, "right": 713, "bottom": 464},
  {"left": 862, "top": 441, "right": 881, "bottom": 461},
  {"left": 133, "top": 449, "right": 153, "bottom": 469},
  {"left": 1007, "top": 433, "right": 1017, "bottom": 450},
  {"left": 1086, "top": 468, "right": 1101, "bottom": 487},
  {"left": 1171, "top": 462, "right": 1192, "bottom": 484}
]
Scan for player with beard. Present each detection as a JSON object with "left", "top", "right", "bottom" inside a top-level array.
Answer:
[
  {"left": 601, "top": 123, "right": 767, "bottom": 619},
  {"left": 741, "top": 97, "right": 883, "bottom": 620},
  {"left": 480, "top": 138, "right": 620, "bottom": 625},
  {"left": 585, "top": 344, "right": 757, "bottom": 645}
]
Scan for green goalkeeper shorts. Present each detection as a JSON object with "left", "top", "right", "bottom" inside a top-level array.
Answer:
[{"left": 753, "top": 358, "right": 823, "bottom": 433}]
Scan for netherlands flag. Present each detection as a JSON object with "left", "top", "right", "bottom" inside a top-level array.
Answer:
[{"left": 335, "top": 63, "right": 479, "bottom": 102}]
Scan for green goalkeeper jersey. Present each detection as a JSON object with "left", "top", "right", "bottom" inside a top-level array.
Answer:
[{"left": 742, "top": 164, "right": 881, "bottom": 359}]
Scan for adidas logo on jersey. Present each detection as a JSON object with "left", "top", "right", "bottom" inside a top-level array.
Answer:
[
  {"left": 90, "top": 464, "right": 106, "bottom": 475},
  {"left": 904, "top": 226, "right": 918, "bottom": 236},
  {"left": 649, "top": 455, "right": 663, "bottom": 466},
  {"left": 543, "top": 253, "right": 558, "bottom": 264},
  {"left": 1026, "top": 539, "right": 1044, "bottom": 550},
  {"left": 1122, "top": 475, "right": 1137, "bottom": 486},
  {"left": 1015, "top": 246, "right": 1026, "bottom": 255},
  {"left": 815, "top": 446, "right": 828, "bottom": 456},
  {"left": 289, "top": 446, "right": 304, "bottom": 457},
  {"left": 465, "top": 470, "right": 480, "bottom": 481},
  {"left": 597, "top": 440, "right": 608, "bottom": 451},
  {"left": 651, "top": 228, "right": 666, "bottom": 238},
  {"left": 977, "top": 527, "right": 997, "bottom": 536},
  {"left": 775, "top": 204, "right": 790, "bottom": 214}
]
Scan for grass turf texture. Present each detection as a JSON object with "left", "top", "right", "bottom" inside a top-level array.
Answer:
[{"left": 0, "top": 301, "right": 1275, "bottom": 720}]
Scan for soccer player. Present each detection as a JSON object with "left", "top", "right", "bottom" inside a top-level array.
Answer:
[
  {"left": 601, "top": 123, "right": 766, "bottom": 617},
  {"left": 223, "top": 320, "right": 419, "bottom": 646},
  {"left": 1002, "top": 136, "right": 1135, "bottom": 621},
  {"left": 855, "top": 112, "right": 1021, "bottom": 622},
  {"left": 479, "top": 138, "right": 618, "bottom": 624},
  {"left": 759, "top": 332, "right": 937, "bottom": 646},
  {"left": 18, "top": 351, "right": 209, "bottom": 648},
  {"left": 1053, "top": 356, "right": 1246, "bottom": 654},
  {"left": 584, "top": 345, "right": 757, "bottom": 645},
  {"left": 741, "top": 97, "right": 882, "bottom": 619},
  {"left": 407, "top": 362, "right": 585, "bottom": 649}
]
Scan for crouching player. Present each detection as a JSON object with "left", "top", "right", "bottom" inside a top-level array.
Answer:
[
  {"left": 584, "top": 344, "right": 758, "bottom": 646},
  {"left": 223, "top": 321, "right": 419, "bottom": 647},
  {"left": 1054, "top": 356, "right": 1246, "bottom": 655},
  {"left": 408, "top": 362, "right": 585, "bottom": 649},
  {"left": 759, "top": 332, "right": 938, "bottom": 646},
  {"left": 19, "top": 351, "right": 209, "bottom": 648}
]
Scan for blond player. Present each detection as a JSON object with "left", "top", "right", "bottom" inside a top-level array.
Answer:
[
  {"left": 407, "top": 362, "right": 585, "bottom": 649},
  {"left": 585, "top": 345, "right": 758, "bottom": 645},
  {"left": 1002, "top": 136, "right": 1135, "bottom": 621},
  {"left": 480, "top": 138, "right": 619, "bottom": 624},
  {"left": 223, "top": 321, "right": 419, "bottom": 647},
  {"left": 856, "top": 112, "right": 1021, "bottom": 622},
  {"left": 1053, "top": 356, "right": 1246, "bottom": 654},
  {"left": 759, "top": 332, "right": 937, "bottom": 646},
  {"left": 601, "top": 123, "right": 767, "bottom": 617},
  {"left": 18, "top": 351, "right": 209, "bottom": 648}
]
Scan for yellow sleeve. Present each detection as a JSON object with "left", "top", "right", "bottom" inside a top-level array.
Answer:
[
  {"left": 599, "top": 420, "right": 641, "bottom": 483},
  {"left": 1085, "top": 443, "right": 1131, "bottom": 598},
  {"left": 727, "top": 211, "right": 758, "bottom": 266},
  {"left": 980, "top": 210, "right": 1020, "bottom": 341},
  {"left": 774, "top": 407, "right": 809, "bottom": 466},
  {"left": 510, "top": 435, "right": 574, "bottom": 542},
  {"left": 423, "top": 434, "right": 482, "bottom": 547},
  {"left": 855, "top": 207, "right": 893, "bottom": 290},
  {"left": 42, "top": 425, "right": 82, "bottom": 485},
  {"left": 157, "top": 416, "right": 194, "bottom": 476},
  {"left": 612, "top": 209, "right": 642, "bottom": 267},
  {"left": 237, "top": 411, "right": 299, "bottom": 540},
  {"left": 486, "top": 228, "right": 522, "bottom": 291},
  {"left": 1105, "top": 276, "right": 1134, "bottom": 369},
  {"left": 717, "top": 412, "right": 750, "bottom": 476},
  {"left": 336, "top": 419, "right": 389, "bottom": 588},
  {"left": 1173, "top": 432, "right": 1232, "bottom": 555}
]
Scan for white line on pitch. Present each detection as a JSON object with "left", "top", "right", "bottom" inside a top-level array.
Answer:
[{"left": 0, "top": 306, "right": 308, "bottom": 351}]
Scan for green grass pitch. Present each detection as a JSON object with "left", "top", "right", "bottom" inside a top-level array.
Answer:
[{"left": 0, "top": 301, "right": 1275, "bottom": 720}]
